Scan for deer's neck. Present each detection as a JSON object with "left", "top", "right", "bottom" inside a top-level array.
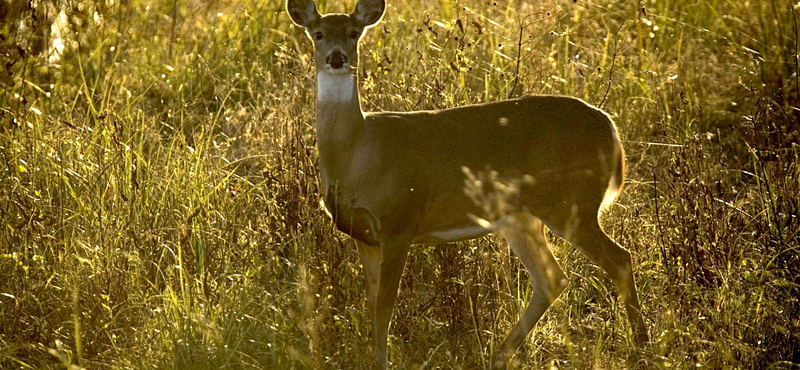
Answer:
[{"left": 315, "top": 71, "right": 364, "bottom": 189}]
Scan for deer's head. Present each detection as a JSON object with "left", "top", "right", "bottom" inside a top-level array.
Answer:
[{"left": 287, "top": 0, "right": 385, "bottom": 75}]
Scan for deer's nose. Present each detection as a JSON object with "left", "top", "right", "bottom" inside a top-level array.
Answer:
[{"left": 326, "top": 52, "right": 348, "bottom": 69}]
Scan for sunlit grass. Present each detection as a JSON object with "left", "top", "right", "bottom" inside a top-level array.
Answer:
[{"left": 1, "top": 0, "right": 798, "bottom": 368}]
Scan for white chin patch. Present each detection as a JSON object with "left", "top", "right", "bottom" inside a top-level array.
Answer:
[{"left": 317, "top": 71, "right": 354, "bottom": 104}]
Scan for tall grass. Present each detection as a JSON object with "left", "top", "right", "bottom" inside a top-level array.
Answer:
[{"left": 1, "top": 0, "right": 798, "bottom": 368}]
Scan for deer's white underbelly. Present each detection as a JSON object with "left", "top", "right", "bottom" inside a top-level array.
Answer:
[{"left": 423, "top": 225, "right": 490, "bottom": 243}]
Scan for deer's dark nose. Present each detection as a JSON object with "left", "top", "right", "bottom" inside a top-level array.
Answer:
[{"left": 326, "top": 52, "right": 348, "bottom": 69}]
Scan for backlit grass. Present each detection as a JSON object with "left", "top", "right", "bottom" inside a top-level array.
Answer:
[{"left": 1, "top": 0, "right": 798, "bottom": 368}]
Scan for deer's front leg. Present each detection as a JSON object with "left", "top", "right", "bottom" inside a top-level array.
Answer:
[
  {"left": 373, "top": 239, "right": 410, "bottom": 369},
  {"left": 356, "top": 241, "right": 380, "bottom": 333}
]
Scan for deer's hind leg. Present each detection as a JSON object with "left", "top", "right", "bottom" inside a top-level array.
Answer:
[
  {"left": 491, "top": 213, "right": 568, "bottom": 369},
  {"left": 565, "top": 214, "right": 649, "bottom": 344}
]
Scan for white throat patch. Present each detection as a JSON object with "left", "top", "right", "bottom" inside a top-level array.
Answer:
[{"left": 317, "top": 72, "right": 354, "bottom": 104}]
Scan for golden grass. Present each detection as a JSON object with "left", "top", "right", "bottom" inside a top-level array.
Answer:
[{"left": 0, "top": 0, "right": 798, "bottom": 368}]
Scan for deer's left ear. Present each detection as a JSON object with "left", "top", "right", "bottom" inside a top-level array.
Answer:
[{"left": 351, "top": 0, "right": 385, "bottom": 28}]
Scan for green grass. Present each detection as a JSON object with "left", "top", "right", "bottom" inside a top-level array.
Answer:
[{"left": 1, "top": 0, "right": 798, "bottom": 368}]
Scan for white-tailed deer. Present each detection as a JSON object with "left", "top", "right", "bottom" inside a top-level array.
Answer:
[{"left": 286, "top": 0, "right": 648, "bottom": 368}]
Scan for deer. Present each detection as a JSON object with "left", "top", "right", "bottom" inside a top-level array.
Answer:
[{"left": 285, "top": 0, "right": 648, "bottom": 368}]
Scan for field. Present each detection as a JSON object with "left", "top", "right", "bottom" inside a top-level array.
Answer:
[{"left": 1, "top": 0, "right": 799, "bottom": 368}]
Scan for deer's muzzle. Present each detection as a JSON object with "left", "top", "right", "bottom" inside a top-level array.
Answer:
[{"left": 326, "top": 51, "right": 348, "bottom": 69}]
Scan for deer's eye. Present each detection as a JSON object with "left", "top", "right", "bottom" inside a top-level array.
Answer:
[
  {"left": 314, "top": 32, "right": 323, "bottom": 40},
  {"left": 350, "top": 31, "right": 360, "bottom": 39}
]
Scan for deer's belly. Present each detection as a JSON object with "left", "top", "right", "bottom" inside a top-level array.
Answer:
[{"left": 414, "top": 225, "right": 491, "bottom": 244}]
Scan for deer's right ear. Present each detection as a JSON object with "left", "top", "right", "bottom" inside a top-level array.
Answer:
[{"left": 286, "top": 0, "right": 320, "bottom": 28}]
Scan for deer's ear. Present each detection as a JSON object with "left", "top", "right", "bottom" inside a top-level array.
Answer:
[
  {"left": 351, "top": 0, "right": 385, "bottom": 28},
  {"left": 286, "top": 0, "right": 320, "bottom": 28}
]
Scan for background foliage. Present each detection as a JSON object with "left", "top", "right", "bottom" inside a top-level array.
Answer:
[{"left": 1, "top": 0, "right": 798, "bottom": 368}]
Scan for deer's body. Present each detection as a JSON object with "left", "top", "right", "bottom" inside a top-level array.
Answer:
[
  {"left": 286, "top": 1, "right": 648, "bottom": 368},
  {"left": 322, "top": 95, "right": 622, "bottom": 247}
]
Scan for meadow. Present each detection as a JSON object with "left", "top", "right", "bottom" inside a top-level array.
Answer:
[{"left": 1, "top": 0, "right": 798, "bottom": 368}]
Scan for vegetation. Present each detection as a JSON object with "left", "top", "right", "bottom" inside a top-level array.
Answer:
[{"left": 1, "top": 0, "right": 798, "bottom": 368}]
